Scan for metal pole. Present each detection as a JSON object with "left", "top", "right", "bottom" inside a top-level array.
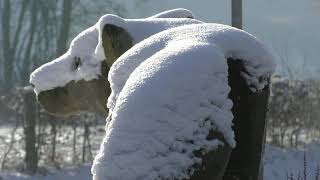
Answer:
[{"left": 232, "top": 0, "right": 242, "bottom": 29}]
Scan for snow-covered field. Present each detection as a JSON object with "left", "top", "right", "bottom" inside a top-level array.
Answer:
[
  {"left": 264, "top": 142, "right": 320, "bottom": 180},
  {"left": 0, "top": 165, "right": 91, "bottom": 180},
  {"left": 1, "top": 142, "right": 319, "bottom": 180}
]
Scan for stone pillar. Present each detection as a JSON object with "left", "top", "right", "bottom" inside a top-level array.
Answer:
[
  {"left": 223, "top": 59, "right": 270, "bottom": 180},
  {"left": 23, "top": 86, "right": 38, "bottom": 174},
  {"left": 189, "top": 59, "right": 271, "bottom": 180}
]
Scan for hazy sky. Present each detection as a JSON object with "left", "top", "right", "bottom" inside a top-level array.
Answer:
[{"left": 123, "top": 0, "right": 320, "bottom": 79}]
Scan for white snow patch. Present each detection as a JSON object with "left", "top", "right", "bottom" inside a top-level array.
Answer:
[
  {"left": 92, "top": 23, "right": 274, "bottom": 180},
  {"left": 264, "top": 142, "right": 320, "bottom": 180},
  {"left": 30, "top": 12, "right": 202, "bottom": 95},
  {"left": 94, "top": 15, "right": 202, "bottom": 61},
  {"left": 147, "top": 8, "right": 195, "bottom": 19},
  {"left": 0, "top": 165, "right": 92, "bottom": 180}
]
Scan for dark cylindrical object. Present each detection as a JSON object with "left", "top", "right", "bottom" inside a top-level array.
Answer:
[{"left": 23, "top": 87, "right": 38, "bottom": 174}]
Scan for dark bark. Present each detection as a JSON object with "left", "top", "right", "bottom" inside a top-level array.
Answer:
[
  {"left": 21, "top": 0, "right": 38, "bottom": 84},
  {"left": 1, "top": 0, "right": 13, "bottom": 89},
  {"left": 23, "top": 87, "right": 38, "bottom": 174},
  {"left": 12, "top": 1, "right": 29, "bottom": 53}
]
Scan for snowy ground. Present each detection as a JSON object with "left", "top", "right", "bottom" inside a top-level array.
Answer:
[
  {"left": 264, "top": 141, "right": 320, "bottom": 180},
  {"left": 0, "top": 165, "right": 91, "bottom": 180},
  {"left": 1, "top": 142, "right": 319, "bottom": 180}
]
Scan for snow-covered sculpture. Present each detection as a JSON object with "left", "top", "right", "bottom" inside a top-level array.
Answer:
[
  {"left": 91, "top": 23, "right": 274, "bottom": 180},
  {"left": 30, "top": 8, "right": 200, "bottom": 116},
  {"left": 30, "top": 9, "right": 275, "bottom": 180}
]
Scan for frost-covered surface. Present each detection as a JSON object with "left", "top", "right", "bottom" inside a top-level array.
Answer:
[
  {"left": 30, "top": 10, "right": 202, "bottom": 95},
  {"left": 147, "top": 8, "right": 194, "bottom": 19},
  {"left": 94, "top": 15, "right": 202, "bottom": 61},
  {"left": 93, "top": 42, "right": 232, "bottom": 180},
  {"left": 91, "top": 23, "right": 274, "bottom": 180},
  {"left": 264, "top": 142, "right": 320, "bottom": 180}
]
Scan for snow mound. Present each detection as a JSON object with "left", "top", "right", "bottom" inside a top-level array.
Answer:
[
  {"left": 30, "top": 12, "right": 202, "bottom": 95},
  {"left": 92, "top": 23, "right": 274, "bottom": 179}
]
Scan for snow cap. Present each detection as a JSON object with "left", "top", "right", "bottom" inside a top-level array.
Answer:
[
  {"left": 147, "top": 8, "right": 195, "bottom": 19},
  {"left": 30, "top": 10, "right": 201, "bottom": 95}
]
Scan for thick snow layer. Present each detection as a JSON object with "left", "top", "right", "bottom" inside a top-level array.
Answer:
[
  {"left": 107, "top": 24, "right": 275, "bottom": 113},
  {"left": 93, "top": 40, "right": 232, "bottom": 180},
  {"left": 92, "top": 23, "right": 274, "bottom": 180},
  {"left": 147, "top": 8, "right": 194, "bottom": 19},
  {"left": 94, "top": 15, "right": 202, "bottom": 61},
  {"left": 30, "top": 12, "right": 202, "bottom": 95}
]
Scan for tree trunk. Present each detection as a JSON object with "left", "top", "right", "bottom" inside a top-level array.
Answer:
[
  {"left": 23, "top": 87, "right": 38, "bottom": 174},
  {"left": 56, "top": 0, "right": 72, "bottom": 55},
  {"left": 20, "top": 0, "right": 38, "bottom": 84},
  {"left": 1, "top": 0, "right": 13, "bottom": 90}
]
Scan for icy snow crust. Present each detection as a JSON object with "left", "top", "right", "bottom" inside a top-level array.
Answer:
[
  {"left": 92, "top": 24, "right": 274, "bottom": 180},
  {"left": 30, "top": 13, "right": 202, "bottom": 95}
]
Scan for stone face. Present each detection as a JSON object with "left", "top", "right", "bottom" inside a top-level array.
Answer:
[{"left": 37, "top": 61, "right": 110, "bottom": 117}]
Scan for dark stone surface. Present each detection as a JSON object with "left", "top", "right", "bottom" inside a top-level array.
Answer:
[
  {"left": 189, "top": 130, "right": 232, "bottom": 180},
  {"left": 188, "top": 58, "right": 270, "bottom": 180},
  {"left": 223, "top": 59, "right": 270, "bottom": 180},
  {"left": 37, "top": 61, "right": 110, "bottom": 117}
]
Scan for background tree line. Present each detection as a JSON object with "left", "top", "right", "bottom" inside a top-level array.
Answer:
[
  {"left": 0, "top": 0, "right": 127, "bottom": 92},
  {"left": 0, "top": 0, "right": 128, "bottom": 174},
  {"left": 0, "top": 0, "right": 319, "bottom": 176}
]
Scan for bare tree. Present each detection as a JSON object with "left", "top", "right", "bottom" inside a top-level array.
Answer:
[
  {"left": 56, "top": 0, "right": 73, "bottom": 55},
  {"left": 1, "top": 0, "right": 14, "bottom": 89}
]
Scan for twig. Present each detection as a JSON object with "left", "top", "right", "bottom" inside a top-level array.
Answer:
[{"left": 315, "top": 163, "right": 319, "bottom": 180}]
